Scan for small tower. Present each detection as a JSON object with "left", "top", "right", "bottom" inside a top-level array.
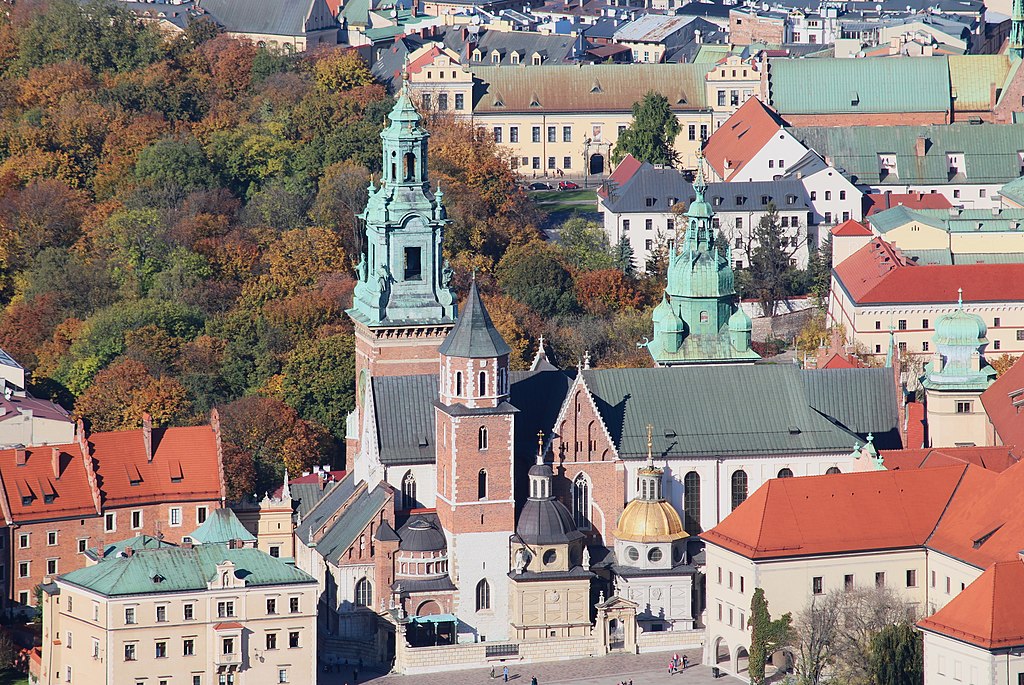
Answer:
[
  {"left": 645, "top": 156, "right": 760, "bottom": 366},
  {"left": 434, "top": 280, "right": 517, "bottom": 641},
  {"left": 921, "top": 289, "right": 996, "bottom": 448},
  {"left": 1011, "top": 0, "right": 1024, "bottom": 60},
  {"left": 347, "top": 81, "right": 457, "bottom": 454}
]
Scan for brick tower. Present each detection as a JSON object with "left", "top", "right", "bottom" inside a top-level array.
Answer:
[
  {"left": 346, "top": 82, "right": 457, "bottom": 455},
  {"left": 435, "top": 280, "right": 516, "bottom": 641}
]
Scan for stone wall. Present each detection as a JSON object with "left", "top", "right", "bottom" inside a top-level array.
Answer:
[
  {"left": 395, "top": 635, "right": 601, "bottom": 674},
  {"left": 637, "top": 629, "right": 704, "bottom": 653}
]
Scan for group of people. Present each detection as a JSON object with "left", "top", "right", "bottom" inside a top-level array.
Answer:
[{"left": 669, "top": 653, "right": 689, "bottom": 674}]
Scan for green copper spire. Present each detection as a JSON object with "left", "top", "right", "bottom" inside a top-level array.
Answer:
[
  {"left": 348, "top": 81, "right": 456, "bottom": 327},
  {"left": 644, "top": 153, "right": 759, "bottom": 366},
  {"left": 1011, "top": 0, "right": 1024, "bottom": 60},
  {"left": 921, "top": 288, "right": 996, "bottom": 392}
]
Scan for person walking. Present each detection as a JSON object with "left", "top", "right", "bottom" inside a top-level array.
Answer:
[
  {"left": 669, "top": 658, "right": 675, "bottom": 675},
  {"left": 531, "top": 676, "right": 538, "bottom": 685},
  {"left": 490, "top": 666, "right": 496, "bottom": 679},
  {"left": 503, "top": 666, "right": 509, "bottom": 682},
  {"left": 682, "top": 655, "right": 689, "bottom": 670}
]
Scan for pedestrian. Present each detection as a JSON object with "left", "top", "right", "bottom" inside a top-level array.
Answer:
[
  {"left": 531, "top": 676, "right": 538, "bottom": 685},
  {"left": 503, "top": 666, "right": 509, "bottom": 682},
  {"left": 491, "top": 666, "right": 496, "bottom": 679},
  {"left": 669, "top": 658, "right": 675, "bottom": 675},
  {"left": 354, "top": 669, "right": 359, "bottom": 683},
  {"left": 674, "top": 653, "right": 680, "bottom": 671},
  {"left": 682, "top": 655, "right": 689, "bottom": 670}
]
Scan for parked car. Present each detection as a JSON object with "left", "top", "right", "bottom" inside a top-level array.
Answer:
[
  {"left": 558, "top": 181, "right": 580, "bottom": 190},
  {"left": 526, "top": 182, "right": 552, "bottom": 190}
]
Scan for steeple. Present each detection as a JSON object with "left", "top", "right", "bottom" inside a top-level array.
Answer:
[
  {"left": 438, "top": 279, "right": 512, "bottom": 409},
  {"left": 1011, "top": 0, "right": 1024, "bottom": 60},
  {"left": 438, "top": 279, "right": 512, "bottom": 361}
]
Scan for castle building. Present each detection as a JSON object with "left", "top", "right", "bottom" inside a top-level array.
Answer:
[{"left": 644, "top": 160, "right": 759, "bottom": 366}]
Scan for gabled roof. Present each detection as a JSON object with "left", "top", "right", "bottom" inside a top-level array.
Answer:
[
  {"left": 438, "top": 281, "right": 512, "bottom": 359},
  {"left": 703, "top": 97, "right": 788, "bottom": 181},
  {"left": 980, "top": 354, "right": 1024, "bottom": 448},
  {"left": 85, "top": 534, "right": 176, "bottom": 562},
  {"left": 613, "top": 14, "right": 695, "bottom": 42},
  {"left": 188, "top": 508, "right": 256, "bottom": 545},
  {"left": 864, "top": 192, "right": 954, "bottom": 216},
  {"left": 702, "top": 466, "right": 967, "bottom": 559},
  {"left": 999, "top": 176, "right": 1024, "bottom": 208},
  {"left": 880, "top": 446, "right": 1022, "bottom": 474},
  {"left": 800, "top": 367, "right": 899, "bottom": 443},
  {"left": 89, "top": 425, "right": 222, "bottom": 508},
  {"left": 307, "top": 483, "right": 390, "bottom": 564},
  {"left": 0, "top": 443, "right": 97, "bottom": 521},
  {"left": 599, "top": 154, "right": 644, "bottom": 199},
  {"left": 918, "top": 557, "right": 1024, "bottom": 649},
  {"left": 831, "top": 219, "right": 872, "bottom": 237},
  {"left": 199, "top": 0, "right": 334, "bottom": 36}
]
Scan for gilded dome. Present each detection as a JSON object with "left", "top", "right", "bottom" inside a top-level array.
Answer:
[{"left": 614, "top": 499, "right": 688, "bottom": 543}]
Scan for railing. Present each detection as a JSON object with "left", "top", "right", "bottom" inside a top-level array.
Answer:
[{"left": 485, "top": 643, "right": 519, "bottom": 658}]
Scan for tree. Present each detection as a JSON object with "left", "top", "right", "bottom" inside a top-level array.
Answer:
[
  {"left": 310, "top": 159, "right": 370, "bottom": 258},
  {"left": 644, "top": 230, "right": 671, "bottom": 283},
  {"left": 134, "top": 136, "right": 213, "bottom": 193},
  {"left": 748, "top": 588, "right": 793, "bottom": 685},
  {"left": 870, "top": 622, "right": 923, "bottom": 685},
  {"left": 73, "top": 358, "right": 190, "bottom": 431},
  {"left": 991, "top": 353, "right": 1021, "bottom": 377},
  {"left": 613, "top": 235, "right": 636, "bottom": 277},
  {"left": 311, "top": 48, "right": 375, "bottom": 93},
  {"left": 808, "top": 235, "right": 832, "bottom": 309},
  {"left": 794, "top": 593, "right": 840, "bottom": 685},
  {"left": 497, "top": 241, "right": 578, "bottom": 318},
  {"left": 612, "top": 92, "right": 680, "bottom": 166},
  {"left": 559, "top": 216, "right": 614, "bottom": 271},
  {"left": 747, "top": 204, "right": 801, "bottom": 317},
  {"left": 575, "top": 269, "right": 644, "bottom": 316},
  {"left": 279, "top": 333, "right": 355, "bottom": 439}
]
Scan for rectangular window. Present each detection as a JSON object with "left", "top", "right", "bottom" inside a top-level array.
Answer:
[
  {"left": 18, "top": 591, "right": 27, "bottom": 606},
  {"left": 124, "top": 644, "right": 137, "bottom": 661},
  {"left": 781, "top": 216, "right": 789, "bottom": 227},
  {"left": 289, "top": 631, "right": 300, "bottom": 648},
  {"left": 688, "top": 124, "right": 696, "bottom": 141},
  {"left": 437, "top": 93, "right": 448, "bottom": 110},
  {"left": 563, "top": 126, "right": 572, "bottom": 143},
  {"left": 532, "top": 127, "right": 541, "bottom": 143},
  {"left": 454, "top": 93, "right": 464, "bottom": 110},
  {"left": 810, "top": 191, "right": 817, "bottom": 201},
  {"left": 169, "top": 508, "right": 182, "bottom": 527},
  {"left": 156, "top": 605, "right": 167, "bottom": 622},
  {"left": 844, "top": 574, "right": 854, "bottom": 590},
  {"left": 995, "top": 317, "right": 1001, "bottom": 327},
  {"left": 718, "top": 603, "right": 722, "bottom": 620},
  {"left": 403, "top": 247, "right": 422, "bottom": 282},
  {"left": 78, "top": 538, "right": 88, "bottom": 553},
  {"left": 906, "top": 569, "right": 917, "bottom": 587},
  {"left": 898, "top": 319, "right": 907, "bottom": 330},
  {"left": 267, "top": 632, "right": 278, "bottom": 650},
  {"left": 700, "top": 124, "right": 708, "bottom": 140},
  {"left": 196, "top": 507, "right": 207, "bottom": 525},
  {"left": 184, "top": 603, "right": 194, "bottom": 621},
  {"left": 222, "top": 638, "right": 234, "bottom": 655},
  {"left": 875, "top": 572, "right": 885, "bottom": 588},
  {"left": 18, "top": 562, "right": 29, "bottom": 578},
  {"left": 47, "top": 559, "right": 57, "bottom": 575},
  {"left": 946, "top": 577, "right": 951, "bottom": 594},
  {"left": 509, "top": 126, "right": 518, "bottom": 143},
  {"left": 956, "top": 401, "right": 972, "bottom": 414},
  {"left": 131, "top": 510, "right": 142, "bottom": 530},
  {"left": 67, "top": 631, "right": 72, "bottom": 649},
  {"left": 840, "top": 190, "right": 847, "bottom": 200},
  {"left": 92, "top": 638, "right": 99, "bottom": 659},
  {"left": 923, "top": 342, "right": 929, "bottom": 352},
  {"left": 125, "top": 607, "right": 136, "bottom": 624},
  {"left": 995, "top": 340, "right": 1002, "bottom": 350},
  {"left": 622, "top": 219, "right": 630, "bottom": 231},
  {"left": 18, "top": 534, "right": 28, "bottom": 549},
  {"left": 645, "top": 239, "right": 653, "bottom": 251},
  {"left": 421, "top": 94, "right": 431, "bottom": 110},
  {"left": 279, "top": 668, "right": 289, "bottom": 684},
  {"left": 290, "top": 597, "right": 300, "bottom": 614},
  {"left": 728, "top": 571, "right": 734, "bottom": 589},
  {"left": 156, "top": 641, "right": 167, "bottom": 658},
  {"left": 728, "top": 608, "right": 733, "bottom": 626},
  {"left": 740, "top": 576, "right": 745, "bottom": 593},
  {"left": 1018, "top": 330, "right": 1024, "bottom": 341},
  {"left": 645, "top": 219, "right": 653, "bottom": 231},
  {"left": 812, "top": 576, "right": 823, "bottom": 594},
  {"left": 183, "top": 638, "right": 194, "bottom": 656},
  {"left": 547, "top": 126, "right": 556, "bottom": 143},
  {"left": 492, "top": 127, "right": 502, "bottom": 143},
  {"left": 532, "top": 157, "right": 540, "bottom": 170},
  {"left": 547, "top": 157, "right": 556, "bottom": 170},
  {"left": 923, "top": 319, "right": 929, "bottom": 329},
  {"left": 269, "top": 546, "right": 280, "bottom": 558},
  {"left": 217, "top": 601, "right": 234, "bottom": 618},
  {"left": 47, "top": 531, "right": 57, "bottom": 546},
  {"left": 718, "top": 90, "right": 726, "bottom": 106},
  {"left": 267, "top": 598, "right": 277, "bottom": 615},
  {"left": 563, "top": 156, "right": 572, "bottom": 170}
]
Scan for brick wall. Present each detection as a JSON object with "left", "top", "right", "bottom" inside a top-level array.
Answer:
[
  {"left": 729, "top": 12, "right": 785, "bottom": 45},
  {"left": 780, "top": 111, "right": 950, "bottom": 127},
  {"left": 395, "top": 634, "right": 600, "bottom": 674}
]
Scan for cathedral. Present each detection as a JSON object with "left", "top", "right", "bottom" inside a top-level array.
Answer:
[{"left": 285, "top": 85, "right": 903, "bottom": 670}]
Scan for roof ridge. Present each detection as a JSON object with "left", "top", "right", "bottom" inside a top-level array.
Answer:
[{"left": 922, "top": 463, "right": 973, "bottom": 550}]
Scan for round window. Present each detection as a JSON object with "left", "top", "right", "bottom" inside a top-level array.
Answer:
[
  {"left": 543, "top": 549, "right": 557, "bottom": 565},
  {"left": 648, "top": 547, "right": 663, "bottom": 563},
  {"left": 626, "top": 546, "right": 640, "bottom": 562}
]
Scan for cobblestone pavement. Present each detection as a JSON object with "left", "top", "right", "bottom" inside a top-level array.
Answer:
[{"left": 319, "top": 649, "right": 746, "bottom": 685}]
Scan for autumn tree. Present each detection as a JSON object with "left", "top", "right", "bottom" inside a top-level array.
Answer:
[
  {"left": 990, "top": 353, "right": 1021, "bottom": 377},
  {"left": 559, "top": 217, "right": 614, "bottom": 271},
  {"left": 612, "top": 92, "right": 681, "bottom": 166},
  {"left": 575, "top": 269, "right": 644, "bottom": 316},
  {"left": 74, "top": 358, "right": 190, "bottom": 431},
  {"left": 279, "top": 333, "right": 355, "bottom": 439},
  {"left": 311, "top": 159, "right": 370, "bottom": 258},
  {"left": 311, "top": 48, "right": 375, "bottom": 93}
]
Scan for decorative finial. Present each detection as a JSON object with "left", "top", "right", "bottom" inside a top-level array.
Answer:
[
  {"left": 867, "top": 432, "right": 874, "bottom": 444},
  {"left": 583, "top": 350, "right": 591, "bottom": 370},
  {"left": 693, "top": 152, "right": 708, "bottom": 198},
  {"left": 646, "top": 424, "right": 654, "bottom": 466},
  {"left": 536, "top": 430, "right": 545, "bottom": 462},
  {"left": 957, "top": 287, "right": 963, "bottom": 308}
]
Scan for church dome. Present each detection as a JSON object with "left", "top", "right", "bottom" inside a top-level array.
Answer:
[
  {"left": 398, "top": 516, "right": 447, "bottom": 552},
  {"left": 729, "top": 306, "right": 752, "bottom": 332},
  {"left": 652, "top": 294, "right": 673, "bottom": 326},
  {"left": 934, "top": 307, "right": 987, "bottom": 347},
  {"left": 517, "top": 498, "right": 584, "bottom": 546},
  {"left": 614, "top": 499, "right": 688, "bottom": 543}
]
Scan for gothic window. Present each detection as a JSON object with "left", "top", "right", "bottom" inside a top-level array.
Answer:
[
  {"left": 478, "top": 469, "right": 487, "bottom": 500},
  {"left": 777, "top": 468, "right": 794, "bottom": 478},
  {"left": 683, "top": 471, "right": 700, "bottom": 533},
  {"left": 731, "top": 470, "right": 748, "bottom": 511},
  {"left": 573, "top": 474, "right": 590, "bottom": 529},
  {"left": 478, "top": 371, "right": 487, "bottom": 397},
  {"left": 476, "top": 579, "right": 491, "bottom": 611},
  {"left": 478, "top": 426, "right": 488, "bottom": 450},
  {"left": 455, "top": 372, "right": 463, "bottom": 396},
  {"left": 401, "top": 472, "right": 417, "bottom": 510},
  {"left": 355, "top": 578, "right": 372, "bottom": 607},
  {"left": 825, "top": 467, "right": 841, "bottom": 475}
]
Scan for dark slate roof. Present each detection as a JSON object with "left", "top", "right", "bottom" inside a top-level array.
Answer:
[
  {"left": 676, "top": 1, "right": 732, "bottom": 18},
  {"left": 375, "top": 520, "right": 401, "bottom": 542},
  {"left": 438, "top": 281, "right": 512, "bottom": 358},
  {"left": 602, "top": 162, "right": 812, "bottom": 214},
  {"left": 801, "top": 367, "right": 901, "bottom": 448},
  {"left": 199, "top": 0, "right": 329, "bottom": 35},
  {"left": 508, "top": 566, "right": 595, "bottom": 581},
  {"left": 294, "top": 472, "right": 357, "bottom": 542},
  {"left": 314, "top": 484, "right": 390, "bottom": 563},
  {"left": 397, "top": 513, "right": 447, "bottom": 551},
  {"left": 391, "top": 576, "right": 458, "bottom": 593},
  {"left": 580, "top": 365, "right": 884, "bottom": 458},
  {"left": 291, "top": 479, "right": 342, "bottom": 520},
  {"left": 516, "top": 497, "right": 584, "bottom": 545},
  {"left": 373, "top": 375, "right": 438, "bottom": 465}
]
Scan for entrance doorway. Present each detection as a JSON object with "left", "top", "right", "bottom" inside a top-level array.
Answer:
[{"left": 589, "top": 154, "right": 605, "bottom": 175}]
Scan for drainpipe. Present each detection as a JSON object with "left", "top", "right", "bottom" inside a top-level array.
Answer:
[{"left": 715, "top": 458, "right": 722, "bottom": 525}]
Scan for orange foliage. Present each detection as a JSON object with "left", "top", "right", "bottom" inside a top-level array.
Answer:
[
  {"left": 0, "top": 293, "right": 63, "bottom": 370},
  {"left": 73, "top": 358, "right": 190, "bottom": 431},
  {"left": 575, "top": 269, "right": 645, "bottom": 316},
  {"left": 35, "top": 318, "right": 85, "bottom": 377},
  {"left": 17, "top": 62, "right": 97, "bottom": 110}
]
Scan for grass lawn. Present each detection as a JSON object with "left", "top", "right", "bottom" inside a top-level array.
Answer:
[
  {"left": 531, "top": 189, "right": 597, "bottom": 204},
  {"left": 0, "top": 671, "right": 28, "bottom": 685}
]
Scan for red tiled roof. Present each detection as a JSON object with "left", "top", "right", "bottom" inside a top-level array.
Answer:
[
  {"left": 880, "top": 446, "right": 1022, "bottom": 474},
  {"left": 702, "top": 97, "right": 787, "bottom": 181},
  {"left": 89, "top": 425, "right": 222, "bottom": 508},
  {"left": 830, "top": 219, "right": 872, "bottom": 237},
  {"left": 0, "top": 444, "right": 98, "bottom": 521},
  {"left": 701, "top": 466, "right": 966, "bottom": 560},
  {"left": 213, "top": 622, "right": 243, "bottom": 630},
  {"left": 905, "top": 401, "right": 925, "bottom": 450},
  {"left": 834, "top": 237, "right": 1024, "bottom": 305},
  {"left": 598, "top": 154, "right": 643, "bottom": 199},
  {"left": 406, "top": 45, "right": 445, "bottom": 75},
  {"left": 981, "top": 354, "right": 1024, "bottom": 448},
  {"left": 817, "top": 350, "right": 866, "bottom": 369},
  {"left": 864, "top": 192, "right": 953, "bottom": 216},
  {"left": 918, "top": 557, "right": 1024, "bottom": 649}
]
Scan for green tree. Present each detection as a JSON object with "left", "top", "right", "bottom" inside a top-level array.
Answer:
[
  {"left": 280, "top": 333, "right": 355, "bottom": 439},
  {"left": 748, "top": 588, "right": 793, "bottom": 685},
  {"left": 497, "top": 242, "right": 578, "bottom": 318},
  {"left": 748, "top": 204, "right": 798, "bottom": 317},
  {"left": 134, "top": 136, "right": 212, "bottom": 193},
  {"left": 613, "top": 235, "right": 636, "bottom": 277},
  {"left": 808, "top": 234, "right": 833, "bottom": 309},
  {"left": 870, "top": 623, "right": 923, "bottom": 685},
  {"left": 612, "top": 92, "right": 681, "bottom": 166},
  {"left": 559, "top": 216, "right": 613, "bottom": 271}
]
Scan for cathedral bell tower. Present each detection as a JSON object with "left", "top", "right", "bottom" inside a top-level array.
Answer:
[
  {"left": 346, "top": 81, "right": 457, "bottom": 455},
  {"left": 434, "top": 280, "right": 517, "bottom": 641}
]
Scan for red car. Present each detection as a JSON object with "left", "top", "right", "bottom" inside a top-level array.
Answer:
[{"left": 558, "top": 181, "right": 580, "bottom": 190}]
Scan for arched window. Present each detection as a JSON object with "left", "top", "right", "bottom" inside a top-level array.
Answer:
[
  {"left": 478, "top": 426, "right": 488, "bottom": 450},
  {"left": 478, "top": 469, "right": 487, "bottom": 500},
  {"left": 573, "top": 474, "right": 590, "bottom": 529},
  {"left": 478, "top": 371, "right": 487, "bottom": 397},
  {"left": 401, "top": 471, "right": 417, "bottom": 510},
  {"left": 826, "top": 466, "right": 841, "bottom": 475},
  {"left": 700, "top": 311, "right": 709, "bottom": 323},
  {"left": 476, "top": 579, "right": 491, "bottom": 611},
  {"left": 455, "top": 371, "right": 463, "bottom": 396},
  {"left": 355, "top": 577, "right": 373, "bottom": 607},
  {"left": 777, "top": 468, "right": 794, "bottom": 479},
  {"left": 731, "top": 470, "right": 748, "bottom": 511},
  {"left": 403, "top": 152, "right": 415, "bottom": 181},
  {"left": 683, "top": 471, "right": 700, "bottom": 534}
]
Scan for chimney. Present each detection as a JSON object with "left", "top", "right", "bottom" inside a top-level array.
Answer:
[
  {"left": 914, "top": 136, "right": 927, "bottom": 157},
  {"left": 125, "top": 546, "right": 134, "bottom": 557},
  {"left": 51, "top": 448, "right": 61, "bottom": 480},
  {"left": 182, "top": 540, "right": 193, "bottom": 550},
  {"left": 15, "top": 448, "right": 26, "bottom": 466},
  {"left": 142, "top": 412, "right": 153, "bottom": 463}
]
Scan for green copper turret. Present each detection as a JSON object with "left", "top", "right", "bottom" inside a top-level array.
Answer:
[{"left": 348, "top": 82, "right": 456, "bottom": 326}]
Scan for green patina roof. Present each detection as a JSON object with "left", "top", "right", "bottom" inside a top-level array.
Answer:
[
  {"left": 770, "top": 57, "right": 950, "bottom": 115},
  {"left": 580, "top": 364, "right": 899, "bottom": 458},
  {"left": 86, "top": 534, "right": 176, "bottom": 562},
  {"left": 189, "top": 508, "right": 257, "bottom": 545},
  {"left": 905, "top": 249, "right": 954, "bottom": 265},
  {"left": 948, "top": 55, "right": 1011, "bottom": 112},
  {"left": 60, "top": 543, "right": 314, "bottom": 596},
  {"left": 1000, "top": 176, "right": 1024, "bottom": 206},
  {"left": 870, "top": 206, "right": 949, "bottom": 233},
  {"left": 870, "top": 206, "right": 1024, "bottom": 234},
  {"left": 792, "top": 123, "right": 1024, "bottom": 186}
]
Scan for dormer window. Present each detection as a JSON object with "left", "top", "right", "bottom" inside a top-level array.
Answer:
[
  {"left": 713, "top": 196, "right": 723, "bottom": 206},
  {"left": 490, "top": 50, "right": 500, "bottom": 64},
  {"left": 21, "top": 495, "right": 32, "bottom": 506},
  {"left": 878, "top": 153, "right": 898, "bottom": 179},
  {"left": 947, "top": 152, "right": 965, "bottom": 177},
  {"left": 736, "top": 196, "right": 746, "bottom": 205},
  {"left": 472, "top": 49, "right": 482, "bottom": 62},
  {"left": 510, "top": 52, "right": 520, "bottom": 65},
  {"left": 787, "top": 195, "right": 797, "bottom": 205},
  {"left": 532, "top": 53, "right": 542, "bottom": 65},
  {"left": 761, "top": 195, "right": 771, "bottom": 205},
  {"left": 645, "top": 197, "right": 656, "bottom": 207}
]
